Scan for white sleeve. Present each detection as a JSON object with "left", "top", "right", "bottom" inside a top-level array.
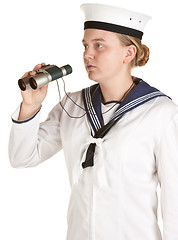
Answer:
[
  {"left": 8, "top": 103, "right": 62, "bottom": 168},
  {"left": 156, "top": 112, "right": 178, "bottom": 239}
]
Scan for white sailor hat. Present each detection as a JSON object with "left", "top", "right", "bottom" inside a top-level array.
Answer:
[{"left": 80, "top": 3, "right": 151, "bottom": 40}]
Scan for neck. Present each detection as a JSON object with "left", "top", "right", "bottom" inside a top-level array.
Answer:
[{"left": 99, "top": 72, "right": 134, "bottom": 103}]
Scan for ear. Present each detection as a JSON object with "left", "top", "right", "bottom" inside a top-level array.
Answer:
[{"left": 123, "top": 45, "right": 137, "bottom": 64}]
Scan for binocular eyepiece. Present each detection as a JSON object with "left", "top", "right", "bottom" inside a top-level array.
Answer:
[{"left": 18, "top": 64, "right": 72, "bottom": 91}]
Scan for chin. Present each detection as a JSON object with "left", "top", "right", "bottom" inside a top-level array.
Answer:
[
  {"left": 87, "top": 73, "right": 102, "bottom": 83},
  {"left": 88, "top": 76, "right": 101, "bottom": 84}
]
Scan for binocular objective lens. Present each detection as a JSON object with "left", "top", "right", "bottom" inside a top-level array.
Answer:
[
  {"left": 29, "top": 78, "right": 37, "bottom": 89},
  {"left": 18, "top": 79, "right": 26, "bottom": 91}
]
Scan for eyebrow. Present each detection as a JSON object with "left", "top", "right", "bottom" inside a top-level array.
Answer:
[{"left": 82, "top": 38, "right": 105, "bottom": 43}]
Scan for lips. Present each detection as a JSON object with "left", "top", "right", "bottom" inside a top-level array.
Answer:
[{"left": 86, "top": 64, "right": 96, "bottom": 71}]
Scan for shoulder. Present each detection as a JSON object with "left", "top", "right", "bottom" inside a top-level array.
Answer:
[
  {"left": 62, "top": 84, "right": 98, "bottom": 105},
  {"left": 49, "top": 89, "right": 84, "bottom": 118},
  {"left": 143, "top": 96, "right": 178, "bottom": 132},
  {"left": 62, "top": 89, "right": 83, "bottom": 107},
  {"left": 151, "top": 96, "right": 178, "bottom": 116},
  {"left": 47, "top": 85, "right": 92, "bottom": 117}
]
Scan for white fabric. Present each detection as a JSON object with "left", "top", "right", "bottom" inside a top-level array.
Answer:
[
  {"left": 101, "top": 102, "right": 120, "bottom": 124},
  {"left": 8, "top": 91, "right": 178, "bottom": 240},
  {"left": 80, "top": 3, "right": 151, "bottom": 32}
]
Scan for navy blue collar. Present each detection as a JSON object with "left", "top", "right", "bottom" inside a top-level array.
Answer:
[{"left": 82, "top": 79, "right": 170, "bottom": 134}]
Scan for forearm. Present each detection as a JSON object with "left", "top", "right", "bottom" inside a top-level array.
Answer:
[
  {"left": 9, "top": 103, "right": 62, "bottom": 168},
  {"left": 9, "top": 105, "right": 42, "bottom": 168}
]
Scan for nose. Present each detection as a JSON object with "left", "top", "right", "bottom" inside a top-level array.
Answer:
[{"left": 83, "top": 47, "right": 95, "bottom": 61}]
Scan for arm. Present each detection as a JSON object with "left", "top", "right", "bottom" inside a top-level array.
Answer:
[
  {"left": 156, "top": 112, "right": 178, "bottom": 239},
  {"left": 8, "top": 103, "right": 63, "bottom": 168}
]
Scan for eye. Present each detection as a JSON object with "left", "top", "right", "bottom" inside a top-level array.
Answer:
[
  {"left": 83, "top": 44, "right": 88, "bottom": 50},
  {"left": 97, "top": 44, "right": 103, "bottom": 49}
]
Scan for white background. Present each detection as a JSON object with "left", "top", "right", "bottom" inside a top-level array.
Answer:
[{"left": 1, "top": 0, "right": 178, "bottom": 239}]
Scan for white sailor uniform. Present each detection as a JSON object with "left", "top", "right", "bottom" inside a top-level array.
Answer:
[{"left": 9, "top": 79, "right": 178, "bottom": 240}]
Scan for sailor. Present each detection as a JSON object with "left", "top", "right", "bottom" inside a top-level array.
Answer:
[{"left": 9, "top": 3, "right": 178, "bottom": 240}]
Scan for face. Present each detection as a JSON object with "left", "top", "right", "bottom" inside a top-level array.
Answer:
[{"left": 82, "top": 29, "right": 129, "bottom": 84}]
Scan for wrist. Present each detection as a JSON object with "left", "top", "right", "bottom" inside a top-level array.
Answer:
[{"left": 18, "top": 102, "right": 41, "bottom": 121}]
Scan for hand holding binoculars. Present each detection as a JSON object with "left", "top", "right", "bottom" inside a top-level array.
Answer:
[{"left": 18, "top": 64, "right": 72, "bottom": 91}]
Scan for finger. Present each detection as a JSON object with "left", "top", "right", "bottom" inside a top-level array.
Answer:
[
  {"left": 29, "top": 70, "right": 36, "bottom": 76},
  {"left": 34, "top": 62, "right": 46, "bottom": 70},
  {"left": 33, "top": 63, "right": 42, "bottom": 71}
]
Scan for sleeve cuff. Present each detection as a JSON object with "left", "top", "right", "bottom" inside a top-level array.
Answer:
[{"left": 11, "top": 105, "right": 42, "bottom": 124}]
